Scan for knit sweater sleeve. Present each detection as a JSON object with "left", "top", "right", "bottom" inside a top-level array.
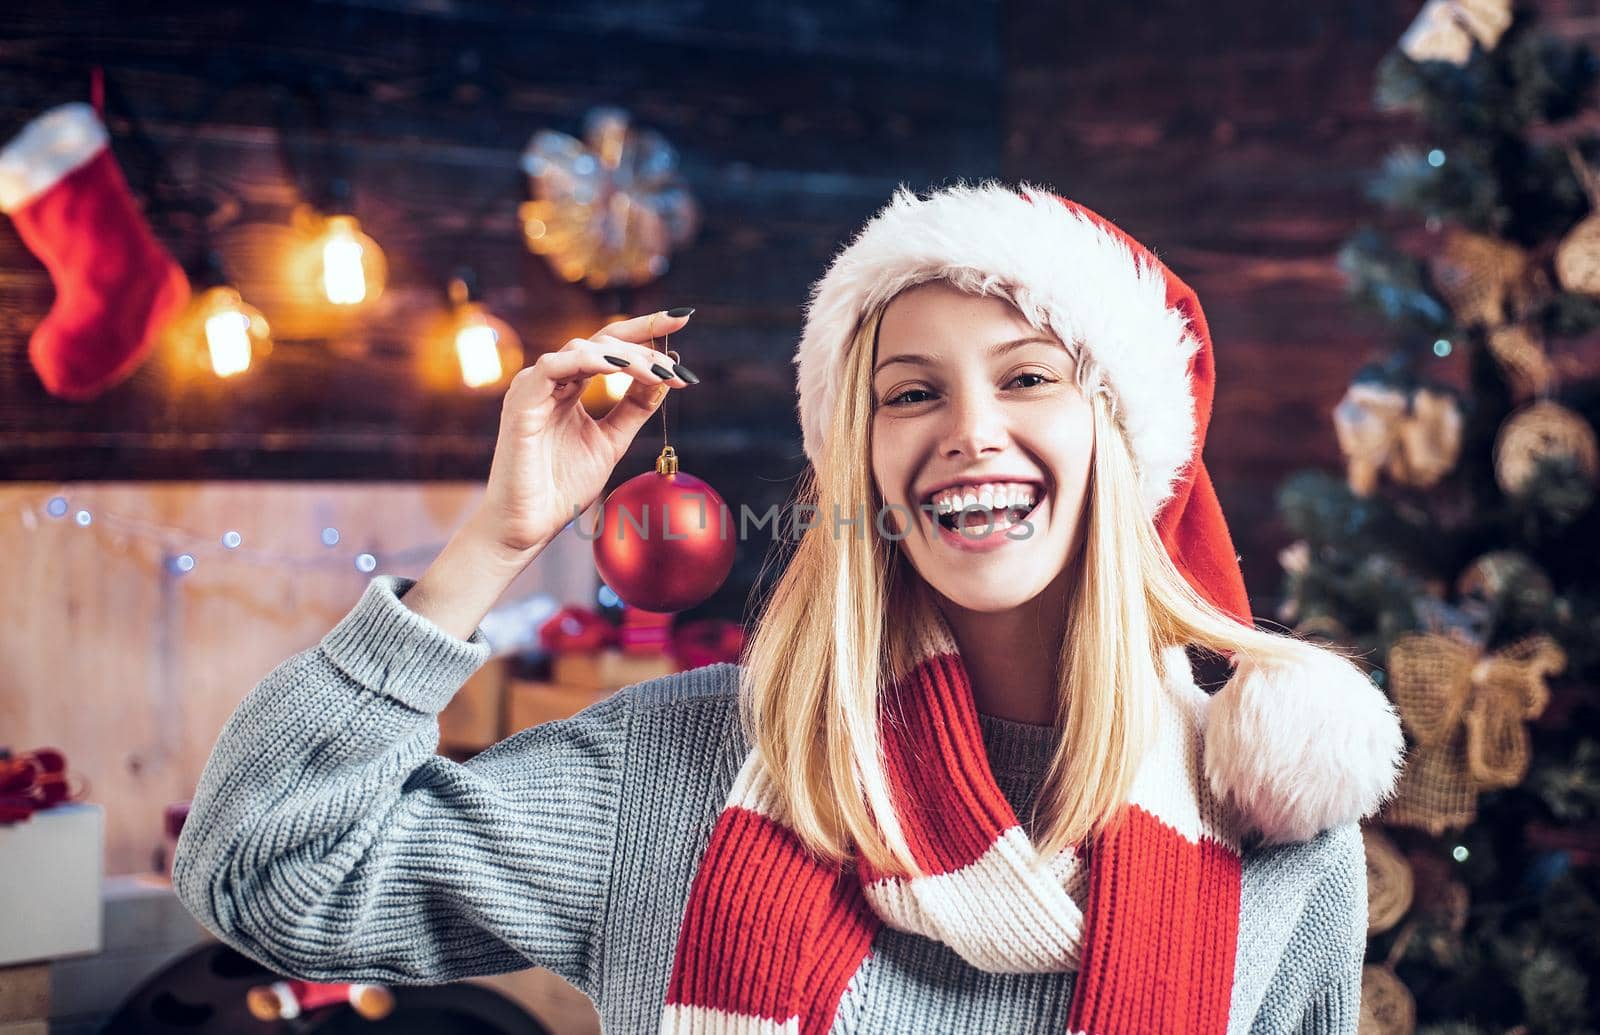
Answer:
[{"left": 171, "top": 574, "right": 628, "bottom": 995}]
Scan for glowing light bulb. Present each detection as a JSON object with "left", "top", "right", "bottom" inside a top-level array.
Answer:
[
  {"left": 317, "top": 215, "right": 386, "bottom": 306},
  {"left": 175, "top": 286, "right": 271, "bottom": 379},
  {"left": 456, "top": 317, "right": 505, "bottom": 388},
  {"left": 441, "top": 278, "right": 522, "bottom": 390},
  {"left": 205, "top": 309, "right": 252, "bottom": 376},
  {"left": 580, "top": 369, "right": 633, "bottom": 416}
]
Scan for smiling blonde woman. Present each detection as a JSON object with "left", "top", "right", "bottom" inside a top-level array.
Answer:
[{"left": 174, "top": 181, "right": 1405, "bottom": 1035}]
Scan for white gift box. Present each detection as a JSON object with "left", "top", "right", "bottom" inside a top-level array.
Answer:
[{"left": 0, "top": 803, "right": 104, "bottom": 966}]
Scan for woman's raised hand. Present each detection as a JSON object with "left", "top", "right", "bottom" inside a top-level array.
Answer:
[{"left": 471, "top": 308, "right": 698, "bottom": 560}]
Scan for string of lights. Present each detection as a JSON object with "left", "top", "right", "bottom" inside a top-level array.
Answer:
[
  {"left": 23, "top": 492, "right": 446, "bottom": 575},
  {"left": 19, "top": 491, "right": 618, "bottom": 656}
]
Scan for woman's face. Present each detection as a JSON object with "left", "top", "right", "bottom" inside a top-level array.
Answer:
[{"left": 870, "top": 281, "right": 1094, "bottom": 613}]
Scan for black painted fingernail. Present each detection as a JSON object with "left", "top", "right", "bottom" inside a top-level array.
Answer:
[
  {"left": 666, "top": 307, "right": 695, "bottom": 318},
  {"left": 672, "top": 362, "right": 700, "bottom": 384},
  {"left": 602, "top": 354, "right": 631, "bottom": 367},
  {"left": 650, "top": 362, "right": 677, "bottom": 380}
]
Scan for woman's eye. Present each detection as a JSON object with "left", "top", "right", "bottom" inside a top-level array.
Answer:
[
  {"left": 884, "top": 388, "right": 932, "bottom": 407},
  {"left": 883, "top": 374, "right": 1053, "bottom": 408}
]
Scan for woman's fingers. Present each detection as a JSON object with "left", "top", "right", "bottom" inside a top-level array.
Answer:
[
  {"left": 589, "top": 333, "right": 696, "bottom": 383},
  {"left": 597, "top": 308, "right": 693, "bottom": 346},
  {"left": 597, "top": 370, "right": 676, "bottom": 449},
  {"left": 522, "top": 337, "right": 684, "bottom": 408}
]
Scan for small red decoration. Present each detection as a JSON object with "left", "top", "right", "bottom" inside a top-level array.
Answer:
[
  {"left": 539, "top": 605, "right": 618, "bottom": 653},
  {"left": 593, "top": 446, "right": 735, "bottom": 613},
  {"left": 669, "top": 618, "right": 746, "bottom": 669},
  {"left": 246, "top": 979, "right": 395, "bottom": 1021},
  {"left": 0, "top": 747, "right": 80, "bottom": 825}
]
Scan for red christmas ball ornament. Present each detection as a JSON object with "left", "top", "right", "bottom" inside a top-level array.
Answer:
[{"left": 593, "top": 445, "right": 735, "bottom": 613}]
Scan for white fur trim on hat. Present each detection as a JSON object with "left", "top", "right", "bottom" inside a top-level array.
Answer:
[
  {"left": 794, "top": 179, "right": 1202, "bottom": 519},
  {"left": 0, "top": 102, "right": 109, "bottom": 213}
]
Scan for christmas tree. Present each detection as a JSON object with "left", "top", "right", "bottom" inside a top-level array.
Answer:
[{"left": 1275, "top": 3, "right": 1600, "bottom": 1032}]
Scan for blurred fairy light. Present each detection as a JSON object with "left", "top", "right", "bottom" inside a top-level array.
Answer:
[
  {"left": 31, "top": 494, "right": 558, "bottom": 654},
  {"left": 32, "top": 495, "right": 446, "bottom": 575}
]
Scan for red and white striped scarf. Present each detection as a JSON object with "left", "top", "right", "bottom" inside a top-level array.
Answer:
[{"left": 659, "top": 629, "right": 1246, "bottom": 1035}]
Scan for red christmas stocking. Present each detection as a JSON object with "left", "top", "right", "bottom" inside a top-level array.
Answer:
[{"left": 0, "top": 102, "right": 189, "bottom": 401}]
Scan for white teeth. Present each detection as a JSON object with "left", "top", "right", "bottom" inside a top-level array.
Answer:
[{"left": 928, "top": 482, "right": 1040, "bottom": 515}]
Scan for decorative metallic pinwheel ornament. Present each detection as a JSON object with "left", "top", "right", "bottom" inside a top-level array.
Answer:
[{"left": 519, "top": 107, "right": 700, "bottom": 290}]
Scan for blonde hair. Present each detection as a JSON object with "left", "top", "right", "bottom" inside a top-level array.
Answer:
[{"left": 739, "top": 281, "right": 1361, "bottom": 878}]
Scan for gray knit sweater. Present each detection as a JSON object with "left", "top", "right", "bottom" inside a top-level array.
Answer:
[{"left": 173, "top": 574, "right": 1367, "bottom": 1034}]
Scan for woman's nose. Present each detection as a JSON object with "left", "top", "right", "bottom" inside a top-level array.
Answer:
[{"left": 938, "top": 392, "right": 1008, "bottom": 459}]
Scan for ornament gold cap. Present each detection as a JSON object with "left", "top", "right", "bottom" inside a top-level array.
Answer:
[{"left": 655, "top": 445, "right": 679, "bottom": 475}]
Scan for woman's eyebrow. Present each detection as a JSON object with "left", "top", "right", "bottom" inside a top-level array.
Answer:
[{"left": 873, "top": 336, "right": 1058, "bottom": 375}]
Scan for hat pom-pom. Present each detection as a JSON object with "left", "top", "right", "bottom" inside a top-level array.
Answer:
[{"left": 1202, "top": 646, "right": 1406, "bottom": 845}]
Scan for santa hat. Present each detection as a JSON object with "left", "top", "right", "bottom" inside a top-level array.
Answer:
[{"left": 791, "top": 180, "right": 1404, "bottom": 844}]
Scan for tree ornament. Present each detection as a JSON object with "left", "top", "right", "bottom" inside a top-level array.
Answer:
[
  {"left": 1399, "top": 0, "right": 1512, "bottom": 66},
  {"left": 1359, "top": 963, "right": 1417, "bottom": 1035},
  {"left": 593, "top": 445, "right": 736, "bottom": 613},
  {"left": 1334, "top": 373, "right": 1463, "bottom": 495},
  {"left": 1364, "top": 825, "right": 1415, "bottom": 936},
  {"left": 520, "top": 106, "right": 700, "bottom": 290},
  {"left": 0, "top": 101, "right": 190, "bottom": 400},
  {"left": 1456, "top": 550, "right": 1553, "bottom": 610},
  {"left": 591, "top": 322, "right": 733, "bottom": 613},
  {"left": 1493, "top": 400, "right": 1599, "bottom": 498},
  {"left": 1485, "top": 325, "right": 1555, "bottom": 401},
  {"left": 1389, "top": 385, "right": 1463, "bottom": 488},
  {"left": 1555, "top": 145, "right": 1600, "bottom": 297},
  {"left": 1429, "top": 229, "right": 1527, "bottom": 328},
  {"left": 1382, "top": 632, "right": 1566, "bottom": 833},
  {"left": 1335, "top": 379, "right": 1409, "bottom": 497}
]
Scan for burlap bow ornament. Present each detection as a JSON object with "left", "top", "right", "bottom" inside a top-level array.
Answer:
[
  {"left": 1334, "top": 380, "right": 1463, "bottom": 496},
  {"left": 1382, "top": 631, "right": 1566, "bottom": 834}
]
